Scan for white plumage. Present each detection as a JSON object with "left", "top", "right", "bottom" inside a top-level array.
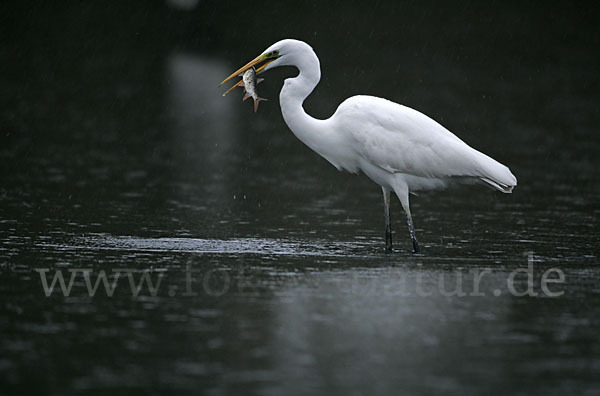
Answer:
[
  {"left": 222, "top": 39, "right": 517, "bottom": 252},
  {"left": 333, "top": 96, "right": 516, "bottom": 191}
]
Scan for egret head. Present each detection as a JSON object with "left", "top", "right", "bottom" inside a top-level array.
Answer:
[{"left": 220, "top": 39, "right": 315, "bottom": 86}]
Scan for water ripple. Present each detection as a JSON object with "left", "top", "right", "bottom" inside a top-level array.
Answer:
[{"left": 36, "top": 234, "right": 380, "bottom": 258}]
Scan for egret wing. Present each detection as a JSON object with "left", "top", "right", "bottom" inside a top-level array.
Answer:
[{"left": 333, "top": 96, "right": 506, "bottom": 182}]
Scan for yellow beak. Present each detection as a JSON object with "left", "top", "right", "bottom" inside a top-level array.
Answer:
[{"left": 219, "top": 53, "right": 276, "bottom": 86}]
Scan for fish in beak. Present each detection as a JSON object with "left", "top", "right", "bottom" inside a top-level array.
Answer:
[
  {"left": 220, "top": 51, "right": 280, "bottom": 112},
  {"left": 220, "top": 52, "right": 278, "bottom": 87}
]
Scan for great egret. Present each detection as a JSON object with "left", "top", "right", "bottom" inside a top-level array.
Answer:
[{"left": 221, "top": 39, "right": 517, "bottom": 253}]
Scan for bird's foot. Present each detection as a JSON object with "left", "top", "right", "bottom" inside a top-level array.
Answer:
[
  {"left": 411, "top": 238, "right": 420, "bottom": 254},
  {"left": 385, "top": 230, "right": 393, "bottom": 252}
]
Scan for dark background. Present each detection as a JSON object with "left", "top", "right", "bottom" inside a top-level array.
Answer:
[{"left": 1, "top": 1, "right": 599, "bottom": 395}]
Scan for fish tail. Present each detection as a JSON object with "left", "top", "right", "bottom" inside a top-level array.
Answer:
[{"left": 253, "top": 97, "right": 268, "bottom": 112}]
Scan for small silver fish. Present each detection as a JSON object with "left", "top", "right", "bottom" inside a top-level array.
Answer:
[
  {"left": 221, "top": 67, "right": 267, "bottom": 112},
  {"left": 241, "top": 67, "right": 267, "bottom": 112}
]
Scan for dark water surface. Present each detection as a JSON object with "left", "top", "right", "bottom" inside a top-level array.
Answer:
[{"left": 1, "top": 2, "right": 599, "bottom": 395}]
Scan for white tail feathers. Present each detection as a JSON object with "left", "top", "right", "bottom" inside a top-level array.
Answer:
[
  {"left": 476, "top": 154, "right": 517, "bottom": 193},
  {"left": 481, "top": 177, "right": 516, "bottom": 193}
]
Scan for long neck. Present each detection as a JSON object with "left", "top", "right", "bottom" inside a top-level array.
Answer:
[{"left": 279, "top": 52, "right": 334, "bottom": 158}]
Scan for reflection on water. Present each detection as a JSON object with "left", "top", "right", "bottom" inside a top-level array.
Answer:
[
  {"left": 166, "top": 51, "right": 240, "bottom": 206},
  {"left": 39, "top": 235, "right": 378, "bottom": 257},
  {"left": 268, "top": 266, "right": 599, "bottom": 396},
  {"left": 1, "top": 1, "right": 599, "bottom": 395}
]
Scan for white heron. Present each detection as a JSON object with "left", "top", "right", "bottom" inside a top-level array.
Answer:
[{"left": 221, "top": 39, "right": 516, "bottom": 253}]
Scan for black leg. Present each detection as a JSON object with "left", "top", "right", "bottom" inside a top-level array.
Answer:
[
  {"left": 405, "top": 212, "right": 420, "bottom": 254},
  {"left": 382, "top": 187, "right": 392, "bottom": 251},
  {"left": 384, "top": 202, "right": 393, "bottom": 252}
]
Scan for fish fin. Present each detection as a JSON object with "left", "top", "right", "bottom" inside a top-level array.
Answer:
[
  {"left": 243, "top": 92, "right": 250, "bottom": 101},
  {"left": 222, "top": 80, "right": 244, "bottom": 97},
  {"left": 253, "top": 97, "right": 268, "bottom": 112},
  {"left": 257, "top": 78, "right": 264, "bottom": 84}
]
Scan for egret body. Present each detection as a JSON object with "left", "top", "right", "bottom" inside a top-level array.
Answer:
[{"left": 221, "top": 39, "right": 517, "bottom": 253}]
